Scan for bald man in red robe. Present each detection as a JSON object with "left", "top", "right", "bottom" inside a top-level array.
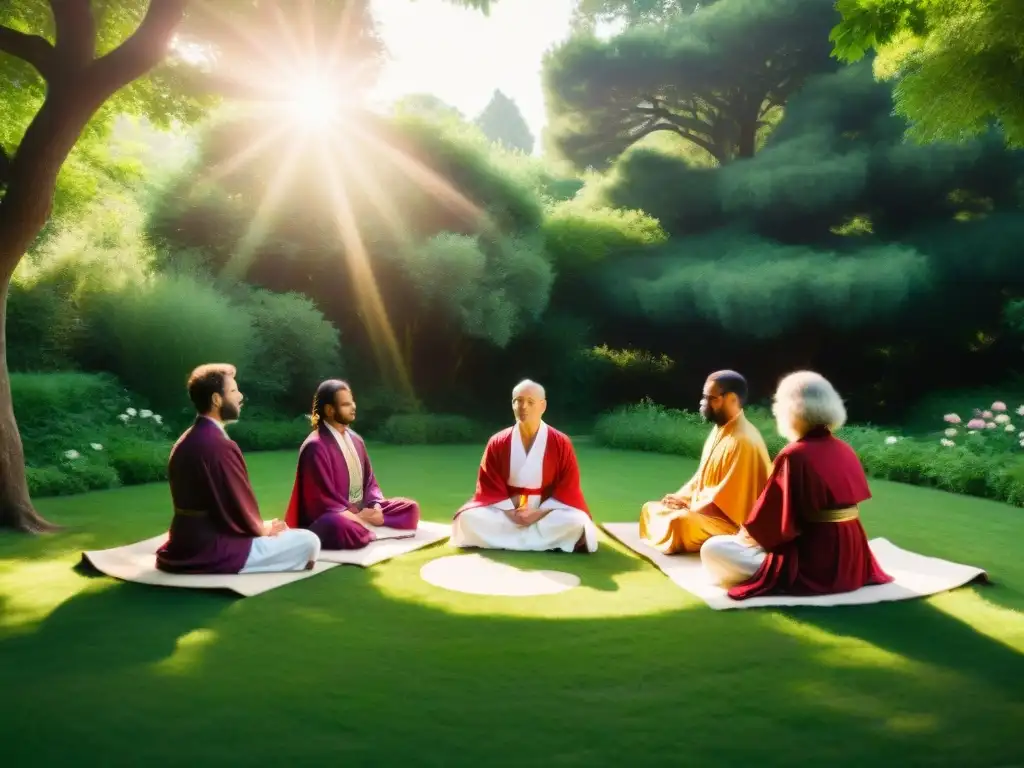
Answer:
[
  {"left": 700, "top": 371, "right": 892, "bottom": 598},
  {"left": 451, "top": 379, "right": 597, "bottom": 553}
]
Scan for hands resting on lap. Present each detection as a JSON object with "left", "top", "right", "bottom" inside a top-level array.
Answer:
[
  {"left": 358, "top": 503, "right": 385, "bottom": 527},
  {"left": 505, "top": 503, "right": 546, "bottom": 527},
  {"left": 660, "top": 492, "right": 689, "bottom": 510},
  {"left": 263, "top": 518, "right": 288, "bottom": 536}
]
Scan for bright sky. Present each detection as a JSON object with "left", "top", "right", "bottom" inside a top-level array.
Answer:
[{"left": 369, "top": 0, "right": 578, "bottom": 152}]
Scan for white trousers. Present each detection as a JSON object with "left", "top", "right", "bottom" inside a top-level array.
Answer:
[
  {"left": 452, "top": 506, "right": 598, "bottom": 553},
  {"left": 700, "top": 534, "right": 767, "bottom": 587},
  {"left": 241, "top": 528, "right": 321, "bottom": 573}
]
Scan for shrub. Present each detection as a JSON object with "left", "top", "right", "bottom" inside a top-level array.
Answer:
[
  {"left": 229, "top": 416, "right": 311, "bottom": 452},
  {"left": 13, "top": 372, "right": 174, "bottom": 496},
  {"left": 371, "top": 413, "right": 484, "bottom": 444},
  {"left": 542, "top": 202, "right": 667, "bottom": 271},
  {"left": 78, "top": 272, "right": 255, "bottom": 411},
  {"left": 236, "top": 287, "right": 343, "bottom": 412}
]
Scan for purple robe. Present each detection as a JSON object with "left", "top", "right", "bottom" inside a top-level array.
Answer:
[
  {"left": 156, "top": 417, "right": 263, "bottom": 574},
  {"left": 284, "top": 424, "right": 420, "bottom": 549}
]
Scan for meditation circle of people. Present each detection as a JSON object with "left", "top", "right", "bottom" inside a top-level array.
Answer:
[{"left": 138, "top": 367, "right": 985, "bottom": 607}]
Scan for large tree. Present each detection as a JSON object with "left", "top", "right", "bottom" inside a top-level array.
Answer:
[
  {"left": 474, "top": 89, "right": 534, "bottom": 154},
  {"left": 0, "top": 0, "right": 495, "bottom": 533},
  {"left": 830, "top": 0, "right": 1024, "bottom": 148},
  {"left": 544, "top": 0, "right": 839, "bottom": 169}
]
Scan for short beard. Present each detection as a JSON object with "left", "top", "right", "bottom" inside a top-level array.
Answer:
[{"left": 220, "top": 402, "right": 240, "bottom": 422}]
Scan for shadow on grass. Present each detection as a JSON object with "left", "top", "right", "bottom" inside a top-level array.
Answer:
[
  {"left": 780, "top": 582, "right": 1024, "bottom": 698},
  {"left": 0, "top": 581, "right": 231, "bottom": 684},
  {"left": 444, "top": 537, "right": 646, "bottom": 593}
]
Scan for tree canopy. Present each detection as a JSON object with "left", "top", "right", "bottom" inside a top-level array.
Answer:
[
  {"left": 830, "top": 0, "right": 1024, "bottom": 148},
  {"left": 544, "top": 0, "right": 839, "bottom": 169}
]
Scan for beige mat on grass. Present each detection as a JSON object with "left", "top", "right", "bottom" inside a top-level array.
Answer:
[
  {"left": 602, "top": 523, "right": 989, "bottom": 610},
  {"left": 316, "top": 520, "right": 451, "bottom": 565},
  {"left": 81, "top": 535, "right": 339, "bottom": 597}
]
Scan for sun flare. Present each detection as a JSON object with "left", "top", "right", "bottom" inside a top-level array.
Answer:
[{"left": 287, "top": 77, "right": 346, "bottom": 129}]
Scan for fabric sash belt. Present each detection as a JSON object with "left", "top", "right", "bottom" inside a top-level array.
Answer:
[
  {"left": 804, "top": 505, "right": 859, "bottom": 523},
  {"left": 507, "top": 486, "right": 546, "bottom": 505},
  {"left": 173, "top": 507, "right": 207, "bottom": 518}
]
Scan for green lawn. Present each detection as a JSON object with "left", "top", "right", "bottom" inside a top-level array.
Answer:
[{"left": 2, "top": 443, "right": 1023, "bottom": 766}]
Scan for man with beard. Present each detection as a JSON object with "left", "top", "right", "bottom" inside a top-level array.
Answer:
[
  {"left": 638, "top": 370, "right": 772, "bottom": 555},
  {"left": 451, "top": 379, "right": 597, "bottom": 553},
  {"left": 284, "top": 379, "right": 420, "bottom": 549},
  {"left": 156, "top": 364, "right": 321, "bottom": 574}
]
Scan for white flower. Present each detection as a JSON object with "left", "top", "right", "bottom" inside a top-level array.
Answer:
[
  {"left": 1006, "top": 424, "right": 1016, "bottom": 433},
  {"left": 140, "top": 409, "right": 153, "bottom": 418},
  {"left": 1017, "top": 405, "right": 1024, "bottom": 417},
  {"left": 126, "top": 407, "right": 137, "bottom": 417},
  {"left": 940, "top": 438, "right": 955, "bottom": 447},
  {"left": 885, "top": 436, "right": 899, "bottom": 445},
  {"left": 944, "top": 427, "right": 958, "bottom": 437},
  {"left": 153, "top": 414, "right": 163, "bottom": 424},
  {"left": 995, "top": 413, "right": 1010, "bottom": 424},
  {"left": 64, "top": 449, "right": 80, "bottom": 460},
  {"left": 986, "top": 422, "right": 997, "bottom": 429},
  {"left": 90, "top": 443, "right": 103, "bottom": 451},
  {"left": 117, "top": 413, "right": 129, "bottom": 423}
]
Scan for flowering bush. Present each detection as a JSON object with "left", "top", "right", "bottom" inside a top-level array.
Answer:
[{"left": 939, "top": 401, "right": 1024, "bottom": 452}]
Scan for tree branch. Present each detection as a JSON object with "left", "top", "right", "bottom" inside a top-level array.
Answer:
[
  {"left": 50, "top": 0, "right": 96, "bottom": 66},
  {"left": 89, "top": 0, "right": 188, "bottom": 97},
  {"left": 0, "top": 26, "right": 55, "bottom": 78},
  {"left": 633, "top": 104, "right": 713, "bottom": 138}
]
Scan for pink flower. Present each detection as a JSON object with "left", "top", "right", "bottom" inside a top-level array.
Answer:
[
  {"left": 982, "top": 410, "right": 994, "bottom": 419},
  {"left": 967, "top": 418, "right": 986, "bottom": 429},
  {"left": 992, "top": 401, "right": 1007, "bottom": 411},
  {"left": 943, "top": 413, "right": 961, "bottom": 423}
]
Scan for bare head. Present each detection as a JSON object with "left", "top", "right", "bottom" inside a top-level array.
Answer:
[
  {"left": 772, "top": 370, "right": 847, "bottom": 442},
  {"left": 311, "top": 379, "right": 355, "bottom": 429},
  {"left": 512, "top": 379, "right": 546, "bottom": 428},
  {"left": 700, "top": 370, "right": 747, "bottom": 427},
  {"left": 187, "top": 363, "right": 242, "bottom": 422}
]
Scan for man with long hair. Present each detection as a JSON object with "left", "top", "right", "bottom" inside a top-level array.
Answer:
[
  {"left": 156, "top": 364, "right": 321, "bottom": 574},
  {"left": 284, "top": 379, "right": 420, "bottom": 549}
]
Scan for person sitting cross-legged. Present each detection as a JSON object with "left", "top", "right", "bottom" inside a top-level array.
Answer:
[
  {"left": 451, "top": 379, "right": 597, "bottom": 553},
  {"left": 284, "top": 379, "right": 420, "bottom": 549},
  {"left": 156, "top": 363, "right": 321, "bottom": 574},
  {"left": 700, "top": 370, "right": 894, "bottom": 600}
]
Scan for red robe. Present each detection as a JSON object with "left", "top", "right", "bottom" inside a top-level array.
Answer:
[
  {"left": 156, "top": 417, "right": 263, "bottom": 574},
  {"left": 728, "top": 426, "right": 893, "bottom": 600},
  {"left": 456, "top": 425, "right": 590, "bottom": 517}
]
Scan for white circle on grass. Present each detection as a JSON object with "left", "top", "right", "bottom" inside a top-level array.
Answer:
[{"left": 420, "top": 554, "right": 581, "bottom": 596}]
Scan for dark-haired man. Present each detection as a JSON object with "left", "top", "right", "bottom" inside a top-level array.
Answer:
[
  {"left": 284, "top": 379, "right": 420, "bottom": 549},
  {"left": 156, "top": 363, "right": 321, "bottom": 574},
  {"left": 638, "top": 370, "right": 772, "bottom": 554}
]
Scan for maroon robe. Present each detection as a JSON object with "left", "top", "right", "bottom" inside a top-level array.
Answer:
[
  {"left": 156, "top": 417, "right": 263, "bottom": 574},
  {"left": 728, "top": 426, "right": 893, "bottom": 600},
  {"left": 284, "top": 424, "right": 420, "bottom": 549}
]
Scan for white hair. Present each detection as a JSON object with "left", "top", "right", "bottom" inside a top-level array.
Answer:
[
  {"left": 771, "top": 370, "right": 847, "bottom": 442},
  {"left": 512, "top": 379, "right": 545, "bottom": 399}
]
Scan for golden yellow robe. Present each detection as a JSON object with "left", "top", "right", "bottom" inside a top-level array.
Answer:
[{"left": 639, "top": 411, "right": 772, "bottom": 554}]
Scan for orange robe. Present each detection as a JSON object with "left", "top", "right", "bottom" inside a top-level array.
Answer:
[{"left": 639, "top": 411, "right": 772, "bottom": 554}]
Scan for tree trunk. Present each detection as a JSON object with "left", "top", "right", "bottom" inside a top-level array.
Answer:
[
  {"left": 0, "top": 275, "right": 57, "bottom": 531},
  {"left": 0, "top": 1, "right": 188, "bottom": 532}
]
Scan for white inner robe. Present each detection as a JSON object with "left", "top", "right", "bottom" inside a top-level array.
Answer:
[
  {"left": 241, "top": 528, "right": 322, "bottom": 573},
  {"left": 452, "top": 422, "right": 598, "bottom": 553},
  {"left": 699, "top": 534, "right": 766, "bottom": 586},
  {"left": 326, "top": 423, "right": 363, "bottom": 506}
]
